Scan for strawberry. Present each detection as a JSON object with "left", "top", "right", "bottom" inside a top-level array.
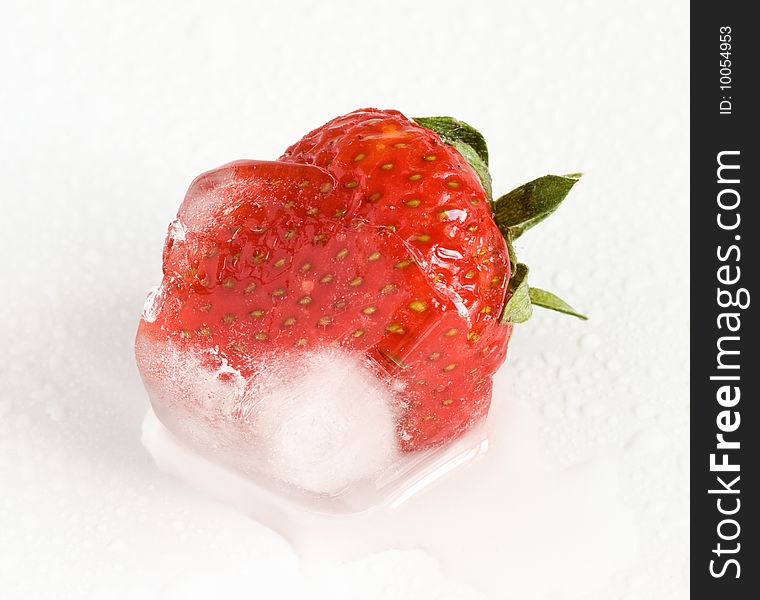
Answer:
[{"left": 136, "top": 108, "right": 584, "bottom": 455}]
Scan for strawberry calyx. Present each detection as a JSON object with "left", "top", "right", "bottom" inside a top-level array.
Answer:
[
  {"left": 413, "top": 116, "right": 492, "bottom": 199},
  {"left": 415, "top": 116, "right": 587, "bottom": 323}
]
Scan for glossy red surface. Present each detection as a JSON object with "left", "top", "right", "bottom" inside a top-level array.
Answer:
[{"left": 138, "top": 109, "right": 513, "bottom": 450}]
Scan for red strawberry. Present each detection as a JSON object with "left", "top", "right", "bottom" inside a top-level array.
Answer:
[{"left": 136, "top": 108, "right": 584, "bottom": 458}]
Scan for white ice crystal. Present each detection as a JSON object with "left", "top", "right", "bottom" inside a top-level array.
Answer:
[
  {"left": 136, "top": 336, "right": 400, "bottom": 496},
  {"left": 248, "top": 351, "right": 400, "bottom": 495},
  {"left": 167, "top": 218, "right": 188, "bottom": 241},
  {"left": 141, "top": 285, "right": 162, "bottom": 323}
]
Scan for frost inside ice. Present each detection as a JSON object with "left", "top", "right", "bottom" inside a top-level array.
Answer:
[
  {"left": 141, "top": 286, "right": 162, "bottom": 323},
  {"left": 249, "top": 352, "right": 400, "bottom": 495},
  {"left": 167, "top": 218, "right": 187, "bottom": 241},
  {"left": 136, "top": 336, "right": 400, "bottom": 496}
]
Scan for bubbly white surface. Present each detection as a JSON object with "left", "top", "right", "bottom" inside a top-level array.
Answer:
[{"left": 0, "top": 0, "right": 688, "bottom": 598}]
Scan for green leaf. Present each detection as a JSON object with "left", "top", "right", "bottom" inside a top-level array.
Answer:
[
  {"left": 501, "top": 263, "right": 532, "bottom": 323},
  {"left": 413, "top": 116, "right": 489, "bottom": 165},
  {"left": 450, "top": 140, "right": 492, "bottom": 200},
  {"left": 529, "top": 287, "right": 588, "bottom": 320},
  {"left": 492, "top": 174, "right": 581, "bottom": 239},
  {"left": 414, "top": 116, "right": 493, "bottom": 199},
  {"left": 504, "top": 228, "right": 517, "bottom": 269}
]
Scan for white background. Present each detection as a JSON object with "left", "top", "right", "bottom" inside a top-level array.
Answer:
[{"left": 0, "top": 1, "right": 689, "bottom": 598}]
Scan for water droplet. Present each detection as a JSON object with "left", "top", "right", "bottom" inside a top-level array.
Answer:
[
  {"left": 541, "top": 403, "right": 563, "bottom": 419},
  {"left": 626, "top": 427, "right": 669, "bottom": 457},
  {"left": 541, "top": 351, "right": 560, "bottom": 367},
  {"left": 633, "top": 404, "right": 656, "bottom": 419},
  {"left": 582, "top": 402, "right": 604, "bottom": 417},
  {"left": 554, "top": 269, "right": 573, "bottom": 289},
  {"left": 0, "top": 399, "right": 13, "bottom": 418},
  {"left": 605, "top": 358, "right": 623, "bottom": 373},
  {"left": 580, "top": 333, "right": 601, "bottom": 351},
  {"left": 14, "top": 413, "right": 31, "bottom": 431},
  {"left": 46, "top": 403, "right": 67, "bottom": 422}
]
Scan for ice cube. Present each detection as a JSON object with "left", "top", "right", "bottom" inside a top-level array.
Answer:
[{"left": 136, "top": 335, "right": 399, "bottom": 496}]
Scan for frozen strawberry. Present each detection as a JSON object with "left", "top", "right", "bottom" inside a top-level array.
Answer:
[{"left": 136, "top": 108, "right": 584, "bottom": 459}]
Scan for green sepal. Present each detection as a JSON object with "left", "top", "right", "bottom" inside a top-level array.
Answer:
[
  {"left": 501, "top": 263, "right": 532, "bottom": 323},
  {"left": 504, "top": 228, "right": 518, "bottom": 269},
  {"left": 529, "top": 287, "right": 588, "bottom": 320},
  {"left": 500, "top": 268, "right": 587, "bottom": 323},
  {"left": 415, "top": 114, "right": 587, "bottom": 324},
  {"left": 413, "top": 116, "right": 489, "bottom": 165},
  {"left": 414, "top": 116, "right": 492, "bottom": 199},
  {"left": 450, "top": 140, "right": 492, "bottom": 199},
  {"left": 492, "top": 174, "right": 581, "bottom": 239}
]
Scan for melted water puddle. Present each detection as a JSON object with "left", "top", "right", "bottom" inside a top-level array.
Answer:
[{"left": 143, "top": 392, "right": 636, "bottom": 599}]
